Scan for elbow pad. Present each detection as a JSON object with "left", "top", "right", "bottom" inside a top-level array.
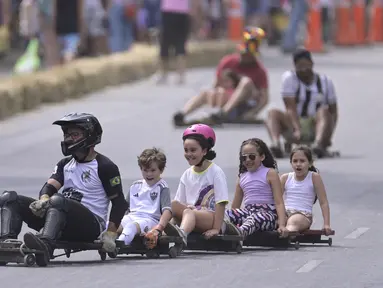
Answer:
[
  {"left": 109, "top": 193, "right": 129, "bottom": 227},
  {"left": 39, "top": 182, "right": 58, "bottom": 198}
]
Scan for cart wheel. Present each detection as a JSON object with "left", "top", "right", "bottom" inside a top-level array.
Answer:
[
  {"left": 107, "top": 249, "right": 118, "bottom": 259},
  {"left": 99, "top": 251, "right": 107, "bottom": 261},
  {"left": 294, "top": 241, "right": 300, "bottom": 250},
  {"left": 168, "top": 246, "right": 178, "bottom": 258},
  {"left": 65, "top": 249, "right": 71, "bottom": 258},
  {"left": 236, "top": 243, "right": 242, "bottom": 254},
  {"left": 328, "top": 238, "right": 333, "bottom": 247},
  {"left": 146, "top": 250, "right": 160, "bottom": 259},
  {"left": 24, "top": 254, "right": 36, "bottom": 267}
]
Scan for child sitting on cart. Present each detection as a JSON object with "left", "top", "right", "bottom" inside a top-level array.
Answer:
[
  {"left": 116, "top": 148, "right": 173, "bottom": 249},
  {"left": 280, "top": 145, "right": 332, "bottom": 235}
]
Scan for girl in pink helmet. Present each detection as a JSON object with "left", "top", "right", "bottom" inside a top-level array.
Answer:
[{"left": 171, "top": 124, "right": 238, "bottom": 247}]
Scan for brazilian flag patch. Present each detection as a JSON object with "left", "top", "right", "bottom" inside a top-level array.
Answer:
[{"left": 109, "top": 176, "right": 121, "bottom": 187}]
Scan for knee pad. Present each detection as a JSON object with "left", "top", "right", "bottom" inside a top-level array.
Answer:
[
  {"left": 48, "top": 194, "right": 68, "bottom": 212},
  {"left": 0, "top": 190, "right": 18, "bottom": 207}
]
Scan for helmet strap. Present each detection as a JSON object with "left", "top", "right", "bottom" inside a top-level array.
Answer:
[
  {"left": 73, "top": 147, "right": 91, "bottom": 163},
  {"left": 195, "top": 156, "right": 206, "bottom": 167}
]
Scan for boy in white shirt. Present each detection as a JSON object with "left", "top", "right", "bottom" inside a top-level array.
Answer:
[{"left": 117, "top": 148, "right": 172, "bottom": 249}]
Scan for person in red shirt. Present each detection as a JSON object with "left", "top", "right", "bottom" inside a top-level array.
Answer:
[{"left": 173, "top": 27, "right": 269, "bottom": 126}]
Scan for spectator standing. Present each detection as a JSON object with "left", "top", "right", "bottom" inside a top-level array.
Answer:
[
  {"left": 107, "top": 0, "right": 135, "bottom": 53},
  {"left": 157, "top": 0, "right": 190, "bottom": 85}
]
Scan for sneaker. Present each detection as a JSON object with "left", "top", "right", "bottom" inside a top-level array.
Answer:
[
  {"left": 223, "top": 219, "right": 242, "bottom": 236},
  {"left": 173, "top": 225, "right": 188, "bottom": 248},
  {"left": 270, "top": 144, "right": 284, "bottom": 158},
  {"left": 209, "top": 110, "right": 225, "bottom": 125},
  {"left": 173, "top": 112, "right": 185, "bottom": 126},
  {"left": 312, "top": 143, "right": 326, "bottom": 158},
  {"left": 23, "top": 232, "right": 53, "bottom": 259}
]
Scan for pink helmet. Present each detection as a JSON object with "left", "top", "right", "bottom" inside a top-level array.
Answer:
[{"left": 182, "top": 124, "right": 216, "bottom": 148}]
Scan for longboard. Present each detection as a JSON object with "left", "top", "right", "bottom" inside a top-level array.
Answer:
[
  {"left": 116, "top": 223, "right": 183, "bottom": 259},
  {"left": 0, "top": 238, "right": 107, "bottom": 267},
  {"left": 174, "top": 117, "right": 265, "bottom": 128},
  {"left": 185, "top": 223, "right": 244, "bottom": 254},
  {"left": 294, "top": 229, "right": 335, "bottom": 246},
  {"left": 243, "top": 230, "right": 300, "bottom": 250}
]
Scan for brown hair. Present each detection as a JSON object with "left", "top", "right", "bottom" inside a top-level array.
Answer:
[
  {"left": 238, "top": 138, "right": 278, "bottom": 176},
  {"left": 137, "top": 147, "right": 167, "bottom": 171},
  {"left": 289, "top": 145, "right": 319, "bottom": 173}
]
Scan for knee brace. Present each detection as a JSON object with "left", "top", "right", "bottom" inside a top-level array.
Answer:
[
  {"left": 0, "top": 190, "right": 18, "bottom": 207},
  {"left": 0, "top": 191, "right": 22, "bottom": 239},
  {"left": 42, "top": 194, "right": 68, "bottom": 240},
  {"left": 48, "top": 194, "right": 69, "bottom": 213}
]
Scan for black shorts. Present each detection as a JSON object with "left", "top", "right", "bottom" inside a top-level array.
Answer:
[{"left": 159, "top": 12, "right": 190, "bottom": 58}]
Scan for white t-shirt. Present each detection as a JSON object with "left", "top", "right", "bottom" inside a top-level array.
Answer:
[
  {"left": 281, "top": 70, "right": 337, "bottom": 117},
  {"left": 174, "top": 162, "right": 229, "bottom": 211},
  {"left": 128, "top": 179, "right": 171, "bottom": 222}
]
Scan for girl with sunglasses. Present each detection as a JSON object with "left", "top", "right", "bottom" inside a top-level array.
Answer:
[{"left": 225, "top": 138, "right": 288, "bottom": 237}]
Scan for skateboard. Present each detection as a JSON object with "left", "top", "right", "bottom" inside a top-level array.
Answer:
[
  {"left": 116, "top": 223, "right": 183, "bottom": 259},
  {"left": 173, "top": 117, "right": 265, "bottom": 128},
  {"left": 0, "top": 238, "right": 111, "bottom": 267},
  {"left": 185, "top": 224, "right": 244, "bottom": 254},
  {"left": 294, "top": 229, "right": 335, "bottom": 246},
  {"left": 243, "top": 230, "right": 301, "bottom": 250},
  {"left": 281, "top": 142, "right": 341, "bottom": 159}
]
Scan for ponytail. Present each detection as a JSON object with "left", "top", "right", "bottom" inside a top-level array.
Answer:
[
  {"left": 309, "top": 165, "right": 319, "bottom": 173},
  {"left": 309, "top": 165, "right": 319, "bottom": 204},
  {"left": 205, "top": 150, "right": 216, "bottom": 161}
]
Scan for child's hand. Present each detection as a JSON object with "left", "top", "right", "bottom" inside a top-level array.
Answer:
[
  {"left": 144, "top": 229, "right": 161, "bottom": 249},
  {"left": 203, "top": 229, "right": 220, "bottom": 239},
  {"left": 322, "top": 225, "right": 332, "bottom": 236},
  {"left": 277, "top": 226, "right": 290, "bottom": 238}
]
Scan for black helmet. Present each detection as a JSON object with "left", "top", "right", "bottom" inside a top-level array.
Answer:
[{"left": 53, "top": 113, "right": 103, "bottom": 157}]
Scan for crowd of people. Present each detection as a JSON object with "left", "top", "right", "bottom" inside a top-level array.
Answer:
[{"left": 0, "top": 0, "right": 341, "bottom": 73}]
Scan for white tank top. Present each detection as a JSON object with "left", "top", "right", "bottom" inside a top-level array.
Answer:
[{"left": 284, "top": 172, "right": 316, "bottom": 213}]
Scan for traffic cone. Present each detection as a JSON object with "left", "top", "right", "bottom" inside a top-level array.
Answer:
[
  {"left": 352, "top": 0, "right": 366, "bottom": 44},
  {"left": 368, "top": 0, "right": 383, "bottom": 42},
  {"left": 334, "top": 0, "right": 354, "bottom": 46},
  {"left": 304, "top": 0, "right": 326, "bottom": 52},
  {"left": 227, "top": 0, "right": 244, "bottom": 41}
]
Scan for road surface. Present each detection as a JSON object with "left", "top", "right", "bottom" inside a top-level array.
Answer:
[{"left": 0, "top": 46, "right": 382, "bottom": 288}]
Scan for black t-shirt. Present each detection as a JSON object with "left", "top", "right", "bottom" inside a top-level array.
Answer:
[{"left": 55, "top": 0, "right": 79, "bottom": 35}]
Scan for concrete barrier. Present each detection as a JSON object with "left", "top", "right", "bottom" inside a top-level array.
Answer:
[{"left": 0, "top": 40, "right": 236, "bottom": 121}]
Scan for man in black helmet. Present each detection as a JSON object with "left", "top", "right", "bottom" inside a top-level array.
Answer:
[{"left": 0, "top": 113, "right": 128, "bottom": 263}]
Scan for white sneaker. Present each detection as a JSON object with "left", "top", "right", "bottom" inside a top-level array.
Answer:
[{"left": 173, "top": 225, "right": 188, "bottom": 247}]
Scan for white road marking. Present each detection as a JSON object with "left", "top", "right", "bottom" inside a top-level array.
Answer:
[
  {"left": 344, "top": 227, "right": 370, "bottom": 239},
  {"left": 296, "top": 260, "right": 323, "bottom": 273}
]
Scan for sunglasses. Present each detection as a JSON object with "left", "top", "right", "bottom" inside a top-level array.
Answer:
[{"left": 241, "top": 154, "right": 257, "bottom": 161}]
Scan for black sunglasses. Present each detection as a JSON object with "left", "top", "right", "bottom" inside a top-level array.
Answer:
[{"left": 241, "top": 154, "right": 257, "bottom": 161}]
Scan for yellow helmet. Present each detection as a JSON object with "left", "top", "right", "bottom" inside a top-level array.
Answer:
[{"left": 238, "top": 27, "right": 266, "bottom": 54}]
